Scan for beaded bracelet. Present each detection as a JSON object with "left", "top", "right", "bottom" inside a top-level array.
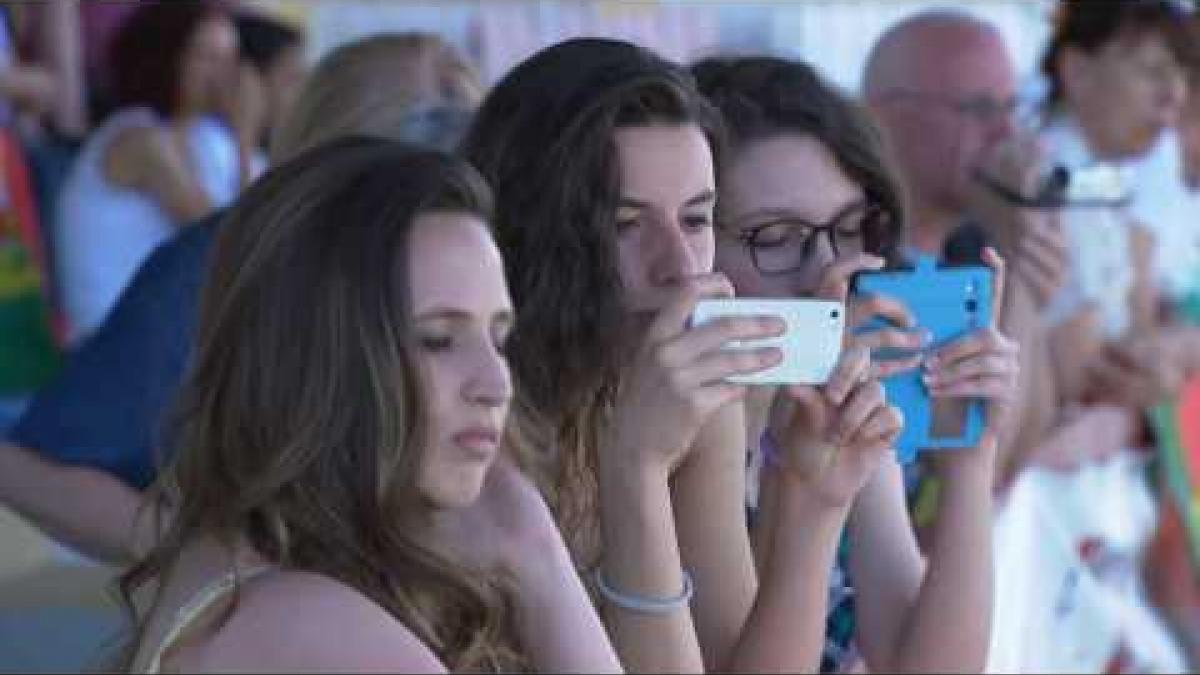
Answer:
[{"left": 593, "top": 567, "right": 695, "bottom": 615}]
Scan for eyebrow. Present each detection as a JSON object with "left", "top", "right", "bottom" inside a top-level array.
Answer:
[
  {"left": 415, "top": 308, "right": 515, "bottom": 325},
  {"left": 729, "top": 198, "right": 868, "bottom": 228},
  {"left": 618, "top": 189, "right": 717, "bottom": 210}
]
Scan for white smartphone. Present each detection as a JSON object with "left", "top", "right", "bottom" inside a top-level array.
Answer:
[{"left": 691, "top": 298, "right": 845, "bottom": 385}]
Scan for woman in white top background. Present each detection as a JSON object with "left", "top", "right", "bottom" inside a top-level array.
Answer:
[
  {"left": 1036, "top": 0, "right": 1199, "bottom": 409},
  {"left": 53, "top": 0, "right": 264, "bottom": 344}
]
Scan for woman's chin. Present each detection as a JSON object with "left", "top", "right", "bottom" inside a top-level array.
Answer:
[{"left": 423, "top": 466, "right": 489, "bottom": 511}]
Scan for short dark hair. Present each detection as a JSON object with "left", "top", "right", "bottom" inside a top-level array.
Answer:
[
  {"left": 109, "top": 0, "right": 231, "bottom": 117},
  {"left": 1041, "top": 0, "right": 1196, "bottom": 107},
  {"left": 235, "top": 11, "right": 304, "bottom": 74},
  {"left": 692, "top": 55, "right": 905, "bottom": 265}
]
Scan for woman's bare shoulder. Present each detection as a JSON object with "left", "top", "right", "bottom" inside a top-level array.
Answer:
[{"left": 195, "top": 569, "right": 447, "bottom": 673}]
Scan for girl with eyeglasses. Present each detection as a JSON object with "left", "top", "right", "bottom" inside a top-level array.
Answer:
[{"left": 694, "top": 55, "right": 1020, "bottom": 673}]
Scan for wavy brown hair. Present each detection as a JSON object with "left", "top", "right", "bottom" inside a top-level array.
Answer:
[
  {"left": 460, "top": 37, "right": 724, "bottom": 565},
  {"left": 117, "top": 138, "right": 526, "bottom": 671}
]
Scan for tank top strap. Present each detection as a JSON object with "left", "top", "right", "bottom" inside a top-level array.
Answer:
[{"left": 138, "top": 564, "right": 274, "bottom": 674}]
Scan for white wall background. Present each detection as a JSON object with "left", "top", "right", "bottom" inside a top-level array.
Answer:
[{"left": 249, "top": 0, "right": 1058, "bottom": 98}]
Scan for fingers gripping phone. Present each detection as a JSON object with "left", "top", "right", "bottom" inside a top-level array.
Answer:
[
  {"left": 853, "top": 255, "right": 993, "bottom": 463},
  {"left": 691, "top": 298, "right": 846, "bottom": 386}
]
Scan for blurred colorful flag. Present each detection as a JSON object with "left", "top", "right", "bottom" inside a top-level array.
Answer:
[
  {"left": 0, "top": 129, "right": 59, "bottom": 395},
  {"left": 1152, "top": 378, "right": 1200, "bottom": 563}
]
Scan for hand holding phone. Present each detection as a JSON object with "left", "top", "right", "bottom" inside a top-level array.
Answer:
[
  {"left": 691, "top": 298, "right": 845, "bottom": 386},
  {"left": 608, "top": 273, "right": 783, "bottom": 477},
  {"left": 853, "top": 255, "right": 994, "bottom": 462}
]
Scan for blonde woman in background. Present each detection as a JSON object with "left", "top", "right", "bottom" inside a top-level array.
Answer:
[{"left": 270, "top": 32, "right": 481, "bottom": 160}]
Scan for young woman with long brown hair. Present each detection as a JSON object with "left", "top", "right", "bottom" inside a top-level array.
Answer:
[{"left": 118, "top": 138, "right": 619, "bottom": 672}]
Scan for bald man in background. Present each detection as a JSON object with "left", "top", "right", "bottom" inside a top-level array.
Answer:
[
  {"left": 864, "top": 18, "right": 1199, "bottom": 672},
  {"left": 862, "top": 11, "right": 1119, "bottom": 487},
  {"left": 865, "top": 11, "right": 1029, "bottom": 257}
]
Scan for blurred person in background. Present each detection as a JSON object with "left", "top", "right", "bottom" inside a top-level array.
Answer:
[
  {"left": 1044, "top": 2, "right": 1200, "bottom": 664},
  {"left": 1114, "top": 4, "right": 1200, "bottom": 318},
  {"left": 52, "top": 0, "right": 262, "bottom": 345},
  {"left": 231, "top": 10, "right": 306, "bottom": 173},
  {"left": 864, "top": 10, "right": 1080, "bottom": 486},
  {"left": 80, "top": 1, "right": 151, "bottom": 128},
  {"left": 1036, "top": 0, "right": 1199, "bottom": 418},
  {"left": 0, "top": 0, "right": 86, "bottom": 140},
  {"left": 269, "top": 31, "right": 481, "bottom": 155},
  {"left": 867, "top": 8, "right": 1194, "bottom": 671},
  {"left": 0, "top": 32, "right": 480, "bottom": 566},
  {"left": 0, "top": 0, "right": 84, "bottom": 431}
]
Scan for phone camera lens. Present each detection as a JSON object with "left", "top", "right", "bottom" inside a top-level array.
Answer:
[
  {"left": 831, "top": 309, "right": 840, "bottom": 319},
  {"left": 965, "top": 299, "right": 979, "bottom": 314}
]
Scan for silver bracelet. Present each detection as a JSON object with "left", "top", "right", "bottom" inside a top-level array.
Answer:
[{"left": 593, "top": 567, "right": 694, "bottom": 615}]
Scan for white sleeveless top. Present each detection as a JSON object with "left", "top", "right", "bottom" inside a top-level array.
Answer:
[
  {"left": 53, "top": 107, "right": 240, "bottom": 345},
  {"left": 1126, "top": 130, "right": 1200, "bottom": 301},
  {"left": 1039, "top": 118, "right": 1136, "bottom": 340}
]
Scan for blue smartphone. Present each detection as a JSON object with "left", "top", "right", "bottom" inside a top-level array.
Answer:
[{"left": 852, "top": 254, "right": 993, "bottom": 463}]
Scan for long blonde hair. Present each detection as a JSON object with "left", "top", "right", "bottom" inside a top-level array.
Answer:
[
  {"left": 119, "top": 139, "right": 526, "bottom": 671},
  {"left": 271, "top": 32, "right": 481, "bottom": 163}
]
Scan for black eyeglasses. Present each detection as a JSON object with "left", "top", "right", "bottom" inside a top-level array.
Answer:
[{"left": 732, "top": 201, "right": 884, "bottom": 275}]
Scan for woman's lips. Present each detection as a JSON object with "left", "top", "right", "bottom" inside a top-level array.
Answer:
[{"left": 451, "top": 428, "right": 500, "bottom": 458}]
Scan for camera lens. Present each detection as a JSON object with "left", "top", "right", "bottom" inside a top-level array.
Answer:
[
  {"left": 831, "top": 309, "right": 840, "bottom": 320},
  {"left": 965, "top": 299, "right": 978, "bottom": 314}
]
